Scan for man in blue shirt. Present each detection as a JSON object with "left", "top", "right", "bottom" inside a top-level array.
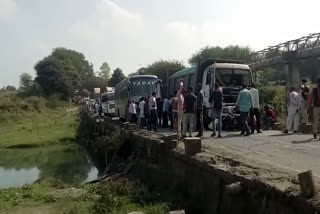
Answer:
[
  {"left": 162, "top": 96, "right": 169, "bottom": 128},
  {"left": 236, "top": 83, "right": 253, "bottom": 136}
]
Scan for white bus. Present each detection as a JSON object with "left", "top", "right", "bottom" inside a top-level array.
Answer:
[
  {"left": 115, "top": 75, "right": 161, "bottom": 119},
  {"left": 101, "top": 88, "right": 115, "bottom": 116}
]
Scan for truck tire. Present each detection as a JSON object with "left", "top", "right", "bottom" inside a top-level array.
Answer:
[{"left": 203, "top": 113, "right": 211, "bottom": 131}]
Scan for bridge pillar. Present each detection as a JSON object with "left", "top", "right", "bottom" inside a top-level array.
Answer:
[
  {"left": 286, "top": 63, "right": 300, "bottom": 91},
  {"left": 285, "top": 63, "right": 300, "bottom": 97}
]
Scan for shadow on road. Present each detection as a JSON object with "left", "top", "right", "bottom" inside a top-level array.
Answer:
[
  {"left": 269, "top": 133, "right": 295, "bottom": 137},
  {"left": 291, "top": 138, "right": 315, "bottom": 144}
]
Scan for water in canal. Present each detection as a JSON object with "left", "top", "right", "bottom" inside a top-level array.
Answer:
[{"left": 0, "top": 143, "right": 99, "bottom": 188}]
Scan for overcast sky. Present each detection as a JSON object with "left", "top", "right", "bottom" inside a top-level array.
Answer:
[{"left": 1, "top": 0, "right": 320, "bottom": 86}]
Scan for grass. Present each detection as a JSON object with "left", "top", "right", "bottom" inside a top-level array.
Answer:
[
  {"left": 0, "top": 93, "right": 78, "bottom": 148},
  {"left": 0, "top": 178, "right": 179, "bottom": 214}
]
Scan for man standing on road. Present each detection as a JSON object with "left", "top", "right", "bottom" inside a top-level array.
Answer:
[
  {"left": 249, "top": 83, "right": 262, "bottom": 134},
  {"left": 183, "top": 87, "right": 197, "bottom": 137},
  {"left": 170, "top": 91, "right": 178, "bottom": 130},
  {"left": 195, "top": 83, "right": 204, "bottom": 137},
  {"left": 177, "top": 79, "right": 185, "bottom": 138},
  {"left": 236, "top": 83, "right": 253, "bottom": 136},
  {"left": 129, "top": 100, "right": 137, "bottom": 124},
  {"left": 300, "top": 79, "right": 310, "bottom": 124},
  {"left": 162, "top": 96, "right": 169, "bottom": 128},
  {"left": 210, "top": 83, "right": 223, "bottom": 138},
  {"left": 284, "top": 87, "right": 300, "bottom": 134},
  {"left": 308, "top": 78, "right": 320, "bottom": 139},
  {"left": 138, "top": 97, "right": 145, "bottom": 128},
  {"left": 149, "top": 92, "right": 158, "bottom": 131}
]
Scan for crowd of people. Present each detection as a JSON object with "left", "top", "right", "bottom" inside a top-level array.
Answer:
[
  {"left": 127, "top": 79, "right": 277, "bottom": 139},
  {"left": 126, "top": 77, "right": 320, "bottom": 140},
  {"left": 284, "top": 78, "right": 320, "bottom": 140}
]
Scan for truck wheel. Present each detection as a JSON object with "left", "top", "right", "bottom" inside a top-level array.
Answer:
[{"left": 203, "top": 113, "right": 211, "bottom": 131}]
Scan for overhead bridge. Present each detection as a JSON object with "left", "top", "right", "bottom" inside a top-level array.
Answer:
[{"left": 249, "top": 32, "right": 320, "bottom": 70}]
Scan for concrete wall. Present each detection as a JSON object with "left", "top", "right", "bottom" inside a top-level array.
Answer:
[
  {"left": 127, "top": 130, "right": 320, "bottom": 214},
  {"left": 86, "top": 117, "right": 320, "bottom": 214}
]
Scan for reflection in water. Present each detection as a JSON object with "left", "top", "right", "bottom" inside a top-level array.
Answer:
[
  {"left": 0, "top": 167, "right": 39, "bottom": 189},
  {"left": 0, "top": 143, "right": 99, "bottom": 188}
]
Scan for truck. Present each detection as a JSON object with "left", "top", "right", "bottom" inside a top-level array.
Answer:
[
  {"left": 168, "top": 58, "right": 254, "bottom": 130},
  {"left": 101, "top": 87, "right": 116, "bottom": 116}
]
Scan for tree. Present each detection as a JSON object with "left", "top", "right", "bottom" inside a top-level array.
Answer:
[
  {"left": 109, "top": 68, "right": 126, "bottom": 87},
  {"left": 99, "top": 62, "right": 111, "bottom": 85},
  {"left": 144, "top": 59, "right": 185, "bottom": 96},
  {"left": 5, "top": 85, "right": 16, "bottom": 91},
  {"left": 189, "top": 45, "right": 253, "bottom": 65},
  {"left": 34, "top": 56, "right": 79, "bottom": 100},
  {"left": 51, "top": 48, "right": 94, "bottom": 89},
  {"left": 19, "top": 73, "right": 33, "bottom": 92}
]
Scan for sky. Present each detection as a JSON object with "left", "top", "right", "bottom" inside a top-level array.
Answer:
[{"left": 1, "top": 0, "right": 320, "bottom": 87}]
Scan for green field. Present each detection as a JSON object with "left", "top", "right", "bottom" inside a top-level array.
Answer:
[{"left": 0, "top": 93, "right": 79, "bottom": 148}]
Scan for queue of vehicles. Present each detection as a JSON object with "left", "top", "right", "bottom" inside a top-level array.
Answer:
[{"left": 112, "top": 58, "right": 254, "bottom": 130}]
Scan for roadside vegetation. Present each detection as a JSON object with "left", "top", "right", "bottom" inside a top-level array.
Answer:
[
  {"left": 0, "top": 91, "right": 78, "bottom": 148},
  {"left": 0, "top": 177, "right": 182, "bottom": 214}
]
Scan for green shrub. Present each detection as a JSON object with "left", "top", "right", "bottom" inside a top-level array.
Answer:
[
  {"left": 46, "top": 94, "right": 61, "bottom": 109},
  {"left": 25, "top": 96, "right": 45, "bottom": 112},
  {"left": 259, "top": 85, "right": 286, "bottom": 118}
]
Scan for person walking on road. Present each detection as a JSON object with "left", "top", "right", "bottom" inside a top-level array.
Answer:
[
  {"left": 149, "top": 92, "right": 158, "bottom": 131},
  {"left": 162, "top": 96, "right": 169, "bottom": 128},
  {"left": 183, "top": 87, "right": 197, "bottom": 137},
  {"left": 236, "top": 83, "right": 253, "bottom": 136},
  {"left": 195, "top": 83, "right": 204, "bottom": 137},
  {"left": 308, "top": 78, "right": 320, "bottom": 139},
  {"left": 210, "top": 83, "right": 223, "bottom": 137},
  {"left": 284, "top": 87, "right": 300, "bottom": 134},
  {"left": 249, "top": 83, "right": 262, "bottom": 134},
  {"left": 177, "top": 79, "right": 185, "bottom": 138},
  {"left": 300, "top": 79, "right": 310, "bottom": 124}
]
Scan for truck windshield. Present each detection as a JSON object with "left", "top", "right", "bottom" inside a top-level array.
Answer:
[
  {"left": 216, "top": 68, "right": 251, "bottom": 87},
  {"left": 129, "top": 78, "right": 157, "bottom": 97},
  {"left": 107, "top": 94, "right": 115, "bottom": 101}
]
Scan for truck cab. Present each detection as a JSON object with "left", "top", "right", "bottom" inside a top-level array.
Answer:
[{"left": 198, "top": 59, "right": 253, "bottom": 130}]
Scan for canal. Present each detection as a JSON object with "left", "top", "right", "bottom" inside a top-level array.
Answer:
[{"left": 0, "top": 142, "right": 99, "bottom": 188}]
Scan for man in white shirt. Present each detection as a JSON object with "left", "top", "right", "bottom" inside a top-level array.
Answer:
[
  {"left": 148, "top": 92, "right": 157, "bottom": 131},
  {"left": 284, "top": 87, "right": 300, "bottom": 134},
  {"left": 138, "top": 97, "right": 145, "bottom": 128},
  {"left": 129, "top": 100, "right": 137, "bottom": 124},
  {"left": 249, "top": 84, "right": 262, "bottom": 134}
]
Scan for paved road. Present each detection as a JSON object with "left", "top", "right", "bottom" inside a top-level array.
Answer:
[
  {"left": 201, "top": 130, "right": 320, "bottom": 177},
  {"left": 158, "top": 128, "right": 320, "bottom": 177}
]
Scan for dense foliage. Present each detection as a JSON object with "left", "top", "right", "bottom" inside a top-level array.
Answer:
[
  {"left": 144, "top": 59, "right": 185, "bottom": 96},
  {"left": 109, "top": 68, "right": 126, "bottom": 87},
  {"left": 189, "top": 45, "right": 252, "bottom": 65}
]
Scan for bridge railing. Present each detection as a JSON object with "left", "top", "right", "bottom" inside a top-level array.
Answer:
[{"left": 249, "top": 33, "right": 320, "bottom": 70}]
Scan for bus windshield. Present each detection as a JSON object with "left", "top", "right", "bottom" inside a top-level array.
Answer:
[
  {"left": 216, "top": 68, "right": 251, "bottom": 87},
  {"left": 129, "top": 77, "right": 157, "bottom": 97}
]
